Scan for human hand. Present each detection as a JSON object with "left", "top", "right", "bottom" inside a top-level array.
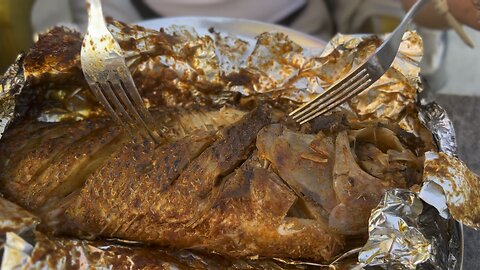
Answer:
[{"left": 401, "top": 0, "right": 480, "bottom": 30}]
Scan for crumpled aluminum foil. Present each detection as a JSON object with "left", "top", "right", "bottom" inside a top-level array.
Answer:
[
  {"left": 0, "top": 21, "right": 467, "bottom": 270},
  {"left": 0, "top": 197, "right": 39, "bottom": 244},
  {"left": 417, "top": 102, "right": 457, "bottom": 219},
  {"left": 418, "top": 102, "right": 457, "bottom": 156},
  {"left": 358, "top": 189, "right": 430, "bottom": 268},
  {"left": 357, "top": 188, "right": 462, "bottom": 270},
  {"left": 417, "top": 101, "right": 480, "bottom": 230},
  {"left": 0, "top": 54, "right": 25, "bottom": 137},
  {"left": 23, "top": 20, "right": 424, "bottom": 129},
  {"left": 1, "top": 230, "right": 307, "bottom": 270},
  {"left": 356, "top": 102, "right": 466, "bottom": 270},
  {"left": 422, "top": 152, "right": 480, "bottom": 230},
  {"left": 323, "top": 32, "right": 423, "bottom": 122}
]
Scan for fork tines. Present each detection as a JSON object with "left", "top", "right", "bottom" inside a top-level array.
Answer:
[
  {"left": 289, "top": 68, "right": 372, "bottom": 125},
  {"left": 82, "top": 0, "right": 166, "bottom": 145},
  {"left": 289, "top": 0, "right": 431, "bottom": 125},
  {"left": 88, "top": 74, "right": 165, "bottom": 144}
]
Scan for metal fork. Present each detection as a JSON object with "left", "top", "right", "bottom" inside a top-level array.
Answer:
[
  {"left": 289, "top": 0, "right": 430, "bottom": 125},
  {"left": 81, "top": 0, "right": 164, "bottom": 143}
]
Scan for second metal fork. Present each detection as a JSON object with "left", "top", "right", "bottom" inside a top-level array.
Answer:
[
  {"left": 81, "top": 0, "right": 165, "bottom": 143},
  {"left": 290, "top": 0, "right": 430, "bottom": 125}
]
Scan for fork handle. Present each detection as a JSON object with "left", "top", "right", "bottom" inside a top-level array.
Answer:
[
  {"left": 398, "top": 0, "right": 431, "bottom": 31},
  {"left": 85, "top": 0, "right": 107, "bottom": 33},
  {"left": 375, "top": 0, "right": 430, "bottom": 71}
]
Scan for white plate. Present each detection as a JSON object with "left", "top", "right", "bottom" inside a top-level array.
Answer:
[{"left": 137, "top": 16, "right": 326, "bottom": 50}]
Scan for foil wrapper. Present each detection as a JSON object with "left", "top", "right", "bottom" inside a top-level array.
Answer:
[
  {"left": 322, "top": 32, "right": 422, "bottom": 122},
  {"left": 417, "top": 102, "right": 457, "bottom": 219},
  {"left": 417, "top": 101, "right": 480, "bottom": 229},
  {"left": 0, "top": 54, "right": 25, "bottom": 138},
  {"left": 0, "top": 21, "right": 467, "bottom": 270},
  {"left": 357, "top": 189, "right": 461, "bottom": 270},
  {"left": 22, "top": 21, "right": 424, "bottom": 128},
  {"left": 422, "top": 152, "right": 480, "bottom": 230},
  {"left": 358, "top": 189, "right": 430, "bottom": 268},
  {"left": 1, "top": 230, "right": 309, "bottom": 270},
  {"left": 0, "top": 197, "right": 39, "bottom": 250},
  {"left": 418, "top": 102, "right": 457, "bottom": 156}
]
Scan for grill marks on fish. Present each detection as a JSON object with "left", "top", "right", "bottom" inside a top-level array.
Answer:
[
  {"left": 28, "top": 126, "right": 124, "bottom": 209},
  {"left": 0, "top": 104, "right": 424, "bottom": 262},
  {"left": 0, "top": 107, "right": 246, "bottom": 211},
  {"left": 61, "top": 105, "right": 343, "bottom": 261},
  {"left": 154, "top": 130, "right": 217, "bottom": 189},
  {"left": 40, "top": 128, "right": 128, "bottom": 207},
  {"left": 0, "top": 120, "right": 107, "bottom": 208},
  {"left": 168, "top": 105, "right": 272, "bottom": 223},
  {"left": 64, "top": 106, "right": 272, "bottom": 234},
  {"left": 62, "top": 130, "right": 219, "bottom": 238},
  {"left": 0, "top": 120, "right": 102, "bottom": 170}
]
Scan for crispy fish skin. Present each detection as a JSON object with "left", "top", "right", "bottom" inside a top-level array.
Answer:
[
  {"left": 0, "top": 119, "right": 109, "bottom": 209},
  {"left": 60, "top": 105, "right": 343, "bottom": 262},
  {"left": 189, "top": 154, "right": 343, "bottom": 261},
  {"left": 0, "top": 103, "right": 427, "bottom": 262},
  {"left": 0, "top": 107, "right": 245, "bottom": 210}
]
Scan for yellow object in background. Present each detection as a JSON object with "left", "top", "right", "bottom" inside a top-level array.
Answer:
[
  {"left": 0, "top": 0, "right": 35, "bottom": 72},
  {"left": 358, "top": 15, "right": 401, "bottom": 34}
]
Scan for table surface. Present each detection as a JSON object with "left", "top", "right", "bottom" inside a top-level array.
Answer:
[{"left": 428, "top": 93, "right": 480, "bottom": 270}]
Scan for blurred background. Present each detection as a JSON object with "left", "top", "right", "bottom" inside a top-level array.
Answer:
[{"left": 1, "top": 0, "right": 480, "bottom": 268}]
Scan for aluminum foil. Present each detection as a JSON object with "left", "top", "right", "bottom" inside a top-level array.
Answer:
[
  {"left": 0, "top": 197, "right": 39, "bottom": 252},
  {"left": 0, "top": 54, "right": 25, "bottom": 138},
  {"left": 2, "top": 231, "right": 309, "bottom": 270},
  {"left": 422, "top": 152, "right": 480, "bottom": 230},
  {"left": 0, "top": 21, "right": 466, "bottom": 270},
  {"left": 418, "top": 102, "right": 457, "bottom": 156},
  {"left": 358, "top": 189, "right": 430, "bottom": 268},
  {"left": 357, "top": 102, "right": 469, "bottom": 270},
  {"left": 417, "top": 101, "right": 480, "bottom": 229},
  {"left": 322, "top": 32, "right": 423, "bottom": 123},
  {"left": 22, "top": 20, "right": 424, "bottom": 129},
  {"left": 357, "top": 188, "right": 462, "bottom": 270}
]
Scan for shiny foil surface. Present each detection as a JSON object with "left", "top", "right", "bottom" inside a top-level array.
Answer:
[
  {"left": 21, "top": 21, "right": 424, "bottom": 126},
  {"left": 358, "top": 189, "right": 430, "bottom": 268},
  {"left": 0, "top": 55, "right": 25, "bottom": 138}
]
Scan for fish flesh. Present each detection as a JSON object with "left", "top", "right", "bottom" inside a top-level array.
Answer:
[
  {"left": 0, "top": 104, "right": 426, "bottom": 262},
  {"left": 0, "top": 23, "right": 431, "bottom": 264}
]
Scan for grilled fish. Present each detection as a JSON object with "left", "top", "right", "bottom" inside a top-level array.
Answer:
[
  {"left": 0, "top": 103, "right": 427, "bottom": 262},
  {"left": 0, "top": 24, "right": 431, "bottom": 264}
]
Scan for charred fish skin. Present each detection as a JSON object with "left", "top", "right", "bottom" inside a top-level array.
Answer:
[
  {"left": 0, "top": 101, "right": 424, "bottom": 263},
  {"left": 192, "top": 153, "right": 344, "bottom": 261},
  {"left": 0, "top": 119, "right": 109, "bottom": 209},
  {"left": 0, "top": 107, "right": 246, "bottom": 211},
  {"left": 61, "top": 104, "right": 343, "bottom": 262}
]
